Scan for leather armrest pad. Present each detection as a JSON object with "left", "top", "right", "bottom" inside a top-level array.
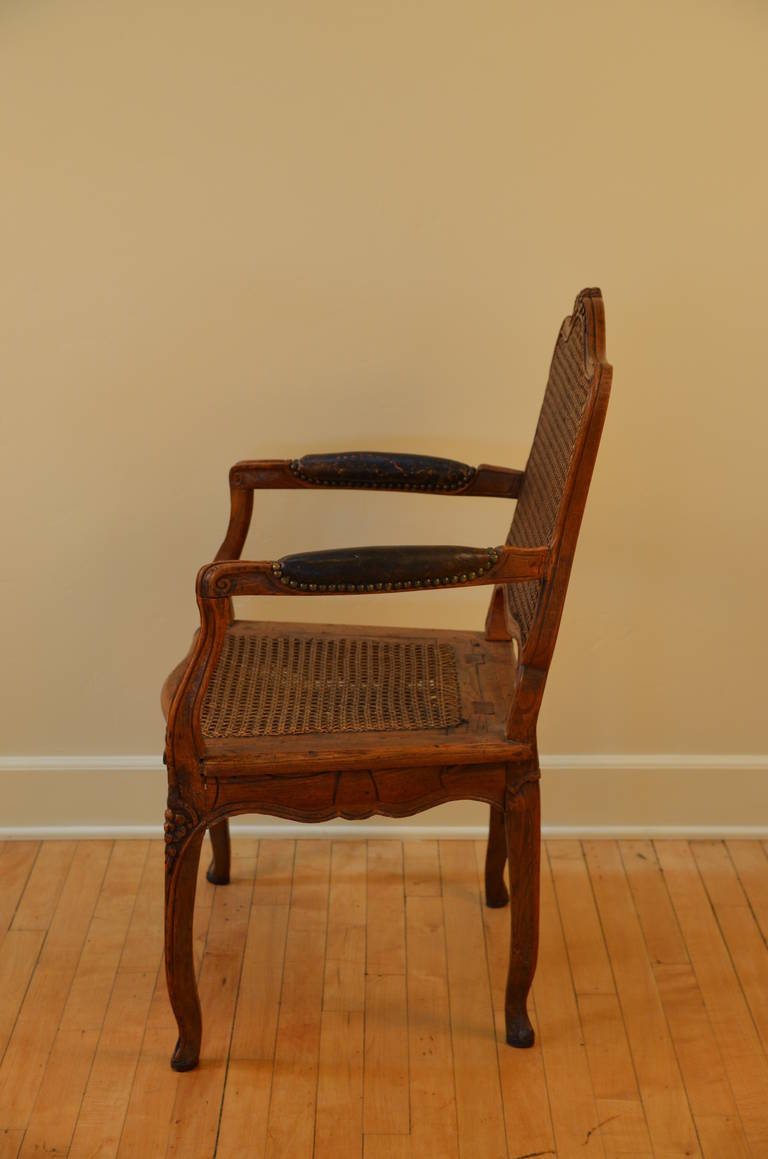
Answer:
[
  {"left": 274, "top": 544, "right": 500, "bottom": 592},
  {"left": 290, "top": 452, "right": 475, "bottom": 493}
]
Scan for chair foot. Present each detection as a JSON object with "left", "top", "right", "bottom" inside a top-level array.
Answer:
[
  {"left": 505, "top": 1010, "right": 535, "bottom": 1048},
  {"left": 206, "top": 861, "right": 230, "bottom": 885},
  {"left": 171, "top": 1036, "right": 200, "bottom": 1071},
  {"left": 485, "top": 884, "right": 509, "bottom": 908}
]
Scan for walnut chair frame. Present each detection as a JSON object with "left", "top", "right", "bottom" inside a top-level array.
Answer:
[{"left": 161, "top": 287, "right": 612, "bottom": 1071}]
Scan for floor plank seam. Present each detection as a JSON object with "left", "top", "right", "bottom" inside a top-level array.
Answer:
[
  {"left": 0, "top": 842, "right": 50, "bottom": 1072},
  {"left": 691, "top": 840, "right": 768, "bottom": 1071},
  {"left": 472, "top": 838, "right": 511, "bottom": 1159},
  {"left": 725, "top": 841, "right": 768, "bottom": 950},
  {"left": 438, "top": 841, "right": 464, "bottom": 1159},
  {"left": 651, "top": 839, "right": 752, "bottom": 1153},
  {"left": 260, "top": 839, "right": 297, "bottom": 1158},
  {"left": 69, "top": 840, "right": 151, "bottom": 1159},
  {"left": 614, "top": 838, "right": 703, "bottom": 1156},
  {"left": 400, "top": 841, "right": 413, "bottom": 1145},
  {"left": 309, "top": 840, "right": 334, "bottom": 1159},
  {"left": 5, "top": 840, "right": 115, "bottom": 1154},
  {"left": 5, "top": 842, "right": 43, "bottom": 935},
  {"left": 543, "top": 841, "right": 607, "bottom": 1157},
  {"left": 582, "top": 839, "right": 654, "bottom": 1149},
  {"left": 0, "top": 934, "right": 45, "bottom": 1075},
  {"left": 212, "top": 838, "right": 260, "bottom": 1159}
]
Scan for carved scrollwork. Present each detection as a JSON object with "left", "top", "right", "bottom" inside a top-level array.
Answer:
[
  {"left": 209, "top": 763, "right": 507, "bottom": 824},
  {"left": 504, "top": 769, "right": 541, "bottom": 807},
  {"left": 164, "top": 788, "right": 200, "bottom": 867},
  {"left": 332, "top": 769, "right": 378, "bottom": 817}
]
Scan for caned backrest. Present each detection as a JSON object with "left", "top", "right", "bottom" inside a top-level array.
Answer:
[{"left": 505, "top": 288, "right": 611, "bottom": 669}]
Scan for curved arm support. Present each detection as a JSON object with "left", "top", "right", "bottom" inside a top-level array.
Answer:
[
  {"left": 164, "top": 591, "right": 229, "bottom": 773},
  {"left": 212, "top": 486, "right": 254, "bottom": 622},
  {"left": 215, "top": 486, "right": 253, "bottom": 562}
]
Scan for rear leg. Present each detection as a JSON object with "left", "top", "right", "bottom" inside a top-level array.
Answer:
[
  {"left": 207, "top": 818, "right": 231, "bottom": 885},
  {"left": 504, "top": 779, "right": 540, "bottom": 1048},
  {"left": 485, "top": 805, "right": 509, "bottom": 907}
]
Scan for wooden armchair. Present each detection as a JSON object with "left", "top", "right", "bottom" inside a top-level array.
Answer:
[{"left": 161, "top": 287, "right": 612, "bottom": 1071}]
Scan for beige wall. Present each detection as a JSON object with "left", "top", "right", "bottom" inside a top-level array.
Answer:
[{"left": 2, "top": 0, "right": 767, "bottom": 766}]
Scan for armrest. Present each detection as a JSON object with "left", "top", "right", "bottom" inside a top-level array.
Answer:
[
  {"left": 199, "top": 543, "right": 548, "bottom": 597},
  {"left": 290, "top": 452, "right": 474, "bottom": 492},
  {"left": 229, "top": 453, "right": 524, "bottom": 499}
]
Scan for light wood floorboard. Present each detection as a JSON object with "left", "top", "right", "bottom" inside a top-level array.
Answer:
[{"left": 1, "top": 836, "right": 766, "bottom": 1157}]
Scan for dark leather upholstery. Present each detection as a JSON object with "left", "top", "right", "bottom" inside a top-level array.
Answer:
[
  {"left": 290, "top": 451, "right": 475, "bottom": 492},
  {"left": 274, "top": 544, "right": 499, "bottom": 591}
]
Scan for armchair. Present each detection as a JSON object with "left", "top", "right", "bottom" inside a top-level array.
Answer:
[{"left": 161, "top": 287, "right": 612, "bottom": 1071}]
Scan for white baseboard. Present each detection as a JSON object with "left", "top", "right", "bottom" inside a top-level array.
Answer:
[{"left": 1, "top": 754, "right": 766, "bottom": 839}]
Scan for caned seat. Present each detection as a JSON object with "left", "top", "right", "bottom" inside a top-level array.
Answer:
[
  {"left": 202, "top": 625, "right": 464, "bottom": 738},
  {"left": 161, "top": 288, "right": 612, "bottom": 1071},
  {"left": 163, "top": 620, "right": 520, "bottom": 780}
]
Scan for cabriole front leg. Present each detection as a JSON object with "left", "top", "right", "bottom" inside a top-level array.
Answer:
[
  {"left": 503, "top": 776, "right": 540, "bottom": 1048},
  {"left": 164, "top": 805, "right": 205, "bottom": 1071}
]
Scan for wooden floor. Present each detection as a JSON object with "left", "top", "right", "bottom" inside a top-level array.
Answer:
[{"left": 1, "top": 838, "right": 767, "bottom": 1158}]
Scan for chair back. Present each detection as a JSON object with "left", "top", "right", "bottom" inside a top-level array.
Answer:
[{"left": 505, "top": 287, "right": 612, "bottom": 675}]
